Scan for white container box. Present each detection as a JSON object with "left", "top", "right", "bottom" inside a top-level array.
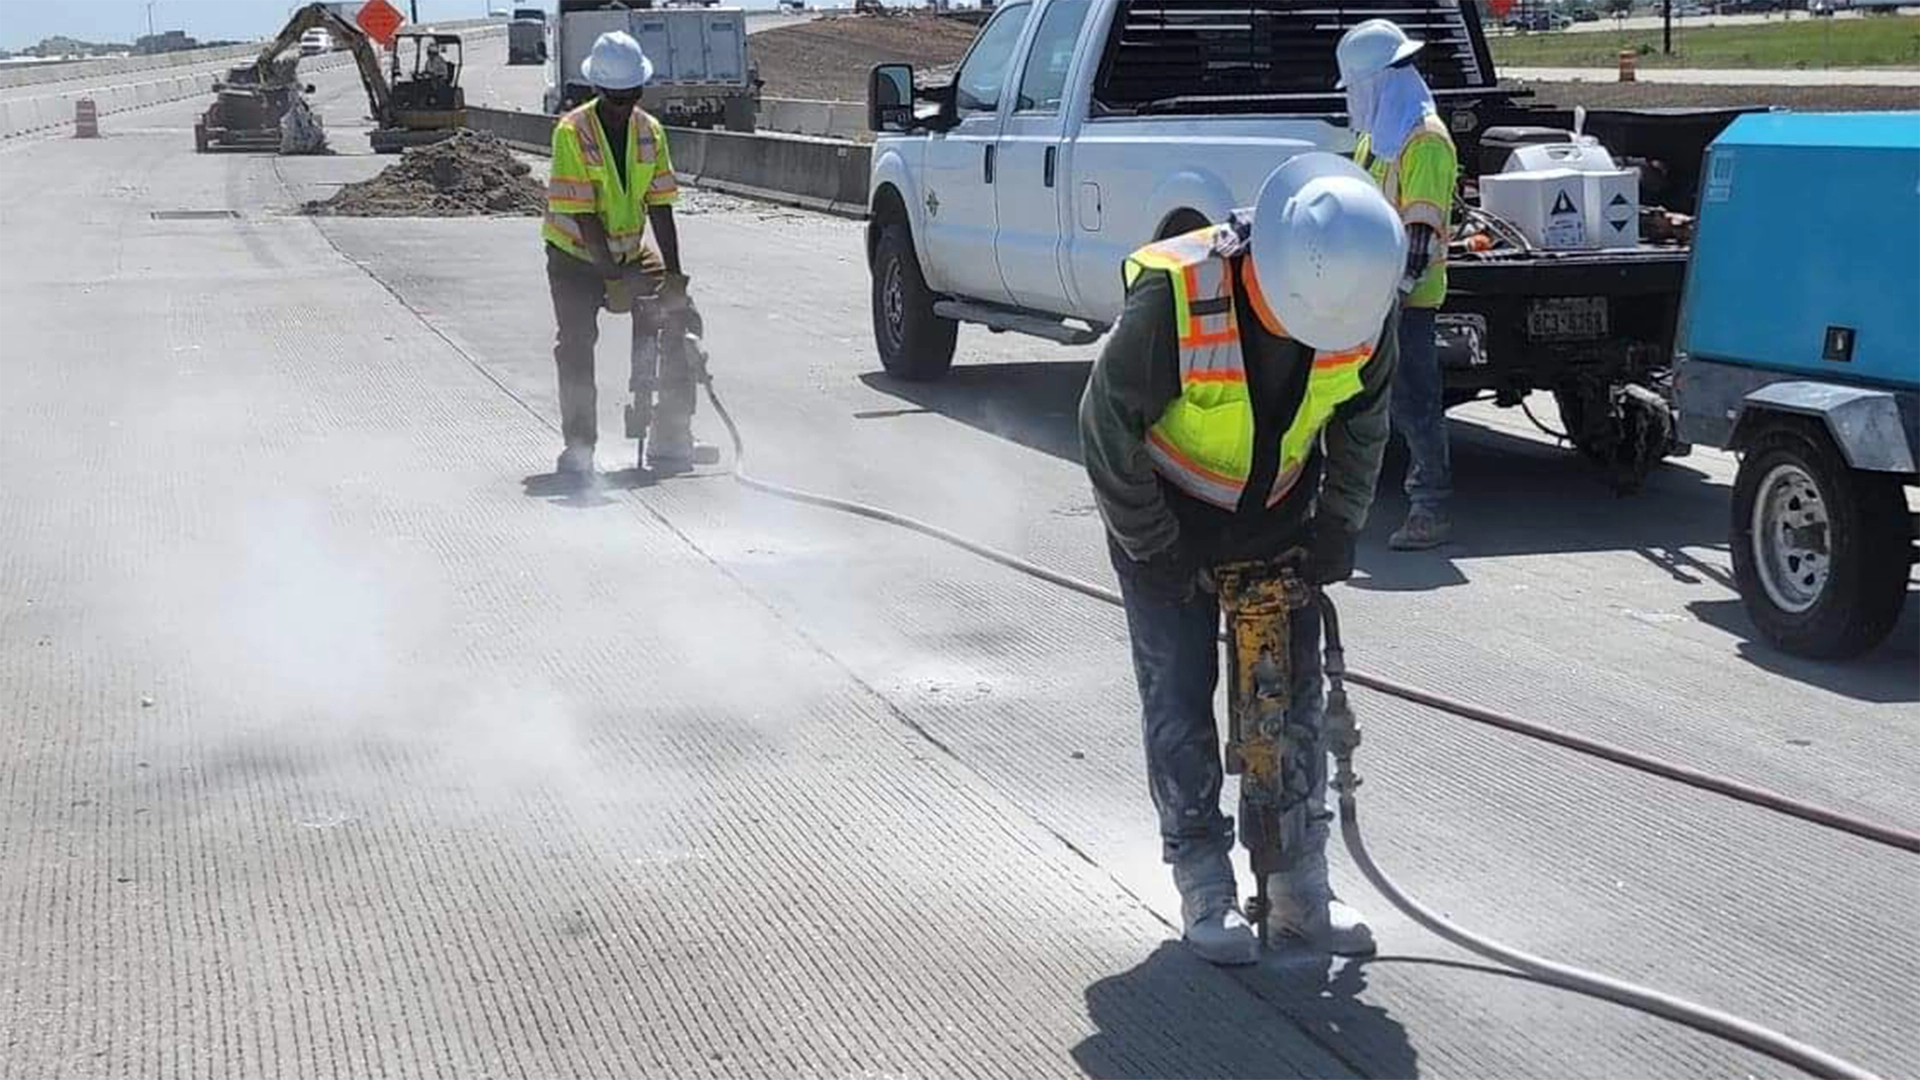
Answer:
[
  {"left": 1582, "top": 168, "right": 1641, "bottom": 248},
  {"left": 1505, "top": 138, "right": 1618, "bottom": 174},
  {"left": 1480, "top": 168, "right": 1590, "bottom": 250}
]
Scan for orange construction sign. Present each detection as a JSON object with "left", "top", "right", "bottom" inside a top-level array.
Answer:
[{"left": 356, "top": 0, "right": 405, "bottom": 47}]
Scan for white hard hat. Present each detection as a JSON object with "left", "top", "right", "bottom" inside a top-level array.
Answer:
[
  {"left": 1249, "top": 153, "right": 1407, "bottom": 351},
  {"left": 1335, "top": 19, "right": 1424, "bottom": 90},
  {"left": 581, "top": 31, "right": 653, "bottom": 90}
]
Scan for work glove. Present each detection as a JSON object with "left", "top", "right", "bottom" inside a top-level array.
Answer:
[
  {"left": 1130, "top": 545, "right": 1205, "bottom": 606},
  {"left": 656, "top": 271, "right": 693, "bottom": 315},
  {"left": 1308, "top": 519, "right": 1358, "bottom": 585},
  {"left": 1400, "top": 224, "right": 1437, "bottom": 296}
]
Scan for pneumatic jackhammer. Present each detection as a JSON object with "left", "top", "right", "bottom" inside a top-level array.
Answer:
[
  {"left": 608, "top": 272, "right": 720, "bottom": 473},
  {"left": 1213, "top": 553, "right": 1331, "bottom": 949}
]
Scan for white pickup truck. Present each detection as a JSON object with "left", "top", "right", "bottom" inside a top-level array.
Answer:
[
  {"left": 865, "top": 0, "right": 1752, "bottom": 490},
  {"left": 865, "top": 0, "right": 1504, "bottom": 379}
]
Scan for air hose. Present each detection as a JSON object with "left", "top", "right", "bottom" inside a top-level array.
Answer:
[{"left": 701, "top": 380, "right": 1894, "bottom": 1080}]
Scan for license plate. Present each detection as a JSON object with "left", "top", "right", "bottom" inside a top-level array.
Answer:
[{"left": 1526, "top": 297, "right": 1609, "bottom": 341}]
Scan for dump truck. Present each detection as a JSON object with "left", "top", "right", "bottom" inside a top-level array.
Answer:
[
  {"left": 509, "top": 6, "right": 549, "bottom": 65},
  {"left": 544, "top": 0, "right": 758, "bottom": 131}
]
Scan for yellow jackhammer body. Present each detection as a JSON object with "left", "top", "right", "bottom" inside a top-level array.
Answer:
[{"left": 1214, "top": 555, "right": 1316, "bottom": 948}]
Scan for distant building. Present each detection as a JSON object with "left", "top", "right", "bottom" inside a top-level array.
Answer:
[{"left": 133, "top": 30, "right": 200, "bottom": 55}]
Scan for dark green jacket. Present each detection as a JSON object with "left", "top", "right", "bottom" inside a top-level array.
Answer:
[{"left": 1078, "top": 263, "right": 1399, "bottom": 564}]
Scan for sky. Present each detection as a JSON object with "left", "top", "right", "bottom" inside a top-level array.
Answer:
[{"left": 0, "top": 0, "right": 774, "bottom": 50}]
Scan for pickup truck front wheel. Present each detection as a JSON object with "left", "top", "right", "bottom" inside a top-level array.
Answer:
[
  {"left": 872, "top": 223, "right": 957, "bottom": 381},
  {"left": 1730, "top": 419, "right": 1911, "bottom": 659}
]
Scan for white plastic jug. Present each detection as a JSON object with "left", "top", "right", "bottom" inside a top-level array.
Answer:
[{"left": 1506, "top": 138, "right": 1619, "bottom": 175}]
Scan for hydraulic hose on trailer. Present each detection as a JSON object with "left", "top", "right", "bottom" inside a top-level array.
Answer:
[{"left": 701, "top": 378, "right": 1903, "bottom": 1080}]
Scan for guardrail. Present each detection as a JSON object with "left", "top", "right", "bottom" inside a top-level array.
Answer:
[{"left": 465, "top": 106, "right": 873, "bottom": 219}]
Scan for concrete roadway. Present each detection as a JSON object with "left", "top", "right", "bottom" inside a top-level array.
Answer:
[{"left": 2, "top": 50, "right": 1917, "bottom": 1080}]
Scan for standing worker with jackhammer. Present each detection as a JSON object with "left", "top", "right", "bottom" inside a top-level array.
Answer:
[
  {"left": 543, "top": 31, "right": 704, "bottom": 477},
  {"left": 1337, "top": 19, "right": 1461, "bottom": 552},
  {"left": 1079, "top": 155, "right": 1406, "bottom": 966}
]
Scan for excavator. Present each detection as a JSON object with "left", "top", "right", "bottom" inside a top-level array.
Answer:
[{"left": 193, "top": 2, "right": 466, "bottom": 155}]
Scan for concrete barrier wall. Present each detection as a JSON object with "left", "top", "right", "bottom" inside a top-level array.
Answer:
[
  {"left": 0, "top": 44, "right": 257, "bottom": 91},
  {"left": 465, "top": 106, "right": 873, "bottom": 218},
  {"left": 0, "top": 51, "right": 363, "bottom": 140},
  {"left": 760, "top": 98, "right": 866, "bottom": 141},
  {"left": 0, "top": 19, "right": 505, "bottom": 92}
]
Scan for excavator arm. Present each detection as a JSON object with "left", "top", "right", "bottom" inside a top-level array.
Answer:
[{"left": 256, "top": 3, "right": 393, "bottom": 127}]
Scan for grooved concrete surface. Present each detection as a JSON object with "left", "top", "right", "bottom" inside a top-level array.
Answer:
[{"left": 3, "top": 53, "right": 1918, "bottom": 1080}]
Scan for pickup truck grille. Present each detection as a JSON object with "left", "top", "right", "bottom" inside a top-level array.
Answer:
[{"left": 1095, "top": 1, "right": 1493, "bottom": 112}]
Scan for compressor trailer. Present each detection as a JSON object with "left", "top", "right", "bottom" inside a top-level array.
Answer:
[{"left": 1675, "top": 113, "right": 1919, "bottom": 659}]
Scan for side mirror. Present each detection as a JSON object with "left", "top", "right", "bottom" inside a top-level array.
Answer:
[{"left": 869, "top": 63, "right": 914, "bottom": 133}]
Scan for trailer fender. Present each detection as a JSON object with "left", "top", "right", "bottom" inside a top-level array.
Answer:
[{"left": 1733, "top": 382, "right": 1918, "bottom": 475}]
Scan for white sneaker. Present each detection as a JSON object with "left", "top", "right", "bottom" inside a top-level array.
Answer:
[
  {"left": 1181, "top": 893, "right": 1260, "bottom": 966},
  {"left": 1267, "top": 857, "right": 1376, "bottom": 957},
  {"left": 1173, "top": 855, "right": 1259, "bottom": 966}
]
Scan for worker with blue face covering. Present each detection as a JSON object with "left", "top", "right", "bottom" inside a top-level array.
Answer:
[{"left": 1337, "top": 20, "right": 1460, "bottom": 551}]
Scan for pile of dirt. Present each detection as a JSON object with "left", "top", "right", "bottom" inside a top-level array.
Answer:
[
  {"left": 1520, "top": 79, "right": 1915, "bottom": 112},
  {"left": 750, "top": 13, "right": 980, "bottom": 102},
  {"left": 304, "top": 130, "right": 545, "bottom": 218}
]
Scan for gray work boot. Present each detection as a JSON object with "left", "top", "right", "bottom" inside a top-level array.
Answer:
[
  {"left": 555, "top": 444, "right": 595, "bottom": 477},
  {"left": 1388, "top": 508, "right": 1451, "bottom": 551},
  {"left": 646, "top": 415, "right": 695, "bottom": 470},
  {"left": 647, "top": 415, "right": 717, "bottom": 471},
  {"left": 1267, "top": 855, "right": 1376, "bottom": 957},
  {"left": 1174, "top": 856, "right": 1259, "bottom": 966}
]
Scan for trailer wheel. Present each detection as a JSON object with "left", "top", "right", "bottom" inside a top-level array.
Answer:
[
  {"left": 871, "top": 221, "right": 956, "bottom": 382},
  {"left": 1730, "top": 419, "right": 1912, "bottom": 659}
]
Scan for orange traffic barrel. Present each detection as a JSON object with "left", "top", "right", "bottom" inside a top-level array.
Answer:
[
  {"left": 1618, "top": 50, "right": 1637, "bottom": 83},
  {"left": 74, "top": 98, "right": 99, "bottom": 138}
]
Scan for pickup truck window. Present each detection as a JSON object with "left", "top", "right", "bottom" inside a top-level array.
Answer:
[
  {"left": 955, "top": 2, "right": 1033, "bottom": 114},
  {"left": 1093, "top": 0, "right": 1492, "bottom": 114},
  {"left": 1015, "top": 0, "right": 1092, "bottom": 114}
]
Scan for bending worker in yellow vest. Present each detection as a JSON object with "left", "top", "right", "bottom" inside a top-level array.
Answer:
[
  {"left": 1079, "top": 154, "right": 1406, "bottom": 965},
  {"left": 1338, "top": 19, "right": 1460, "bottom": 550},
  {"left": 543, "top": 31, "right": 700, "bottom": 477}
]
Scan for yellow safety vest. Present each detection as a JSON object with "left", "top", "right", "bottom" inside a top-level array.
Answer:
[
  {"left": 1354, "top": 110, "right": 1457, "bottom": 309},
  {"left": 543, "top": 101, "right": 680, "bottom": 264},
  {"left": 1127, "top": 227, "right": 1376, "bottom": 511}
]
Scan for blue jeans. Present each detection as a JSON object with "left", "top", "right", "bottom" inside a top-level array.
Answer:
[
  {"left": 1391, "top": 306, "right": 1452, "bottom": 513},
  {"left": 1110, "top": 546, "right": 1329, "bottom": 872}
]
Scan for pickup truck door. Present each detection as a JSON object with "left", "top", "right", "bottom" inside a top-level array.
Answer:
[
  {"left": 918, "top": 2, "right": 1032, "bottom": 306},
  {"left": 993, "top": 0, "right": 1094, "bottom": 315}
]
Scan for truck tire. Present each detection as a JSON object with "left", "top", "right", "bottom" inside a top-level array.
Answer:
[
  {"left": 871, "top": 222, "right": 956, "bottom": 381},
  {"left": 1730, "top": 419, "right": 1911, "bottom": 659}
]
